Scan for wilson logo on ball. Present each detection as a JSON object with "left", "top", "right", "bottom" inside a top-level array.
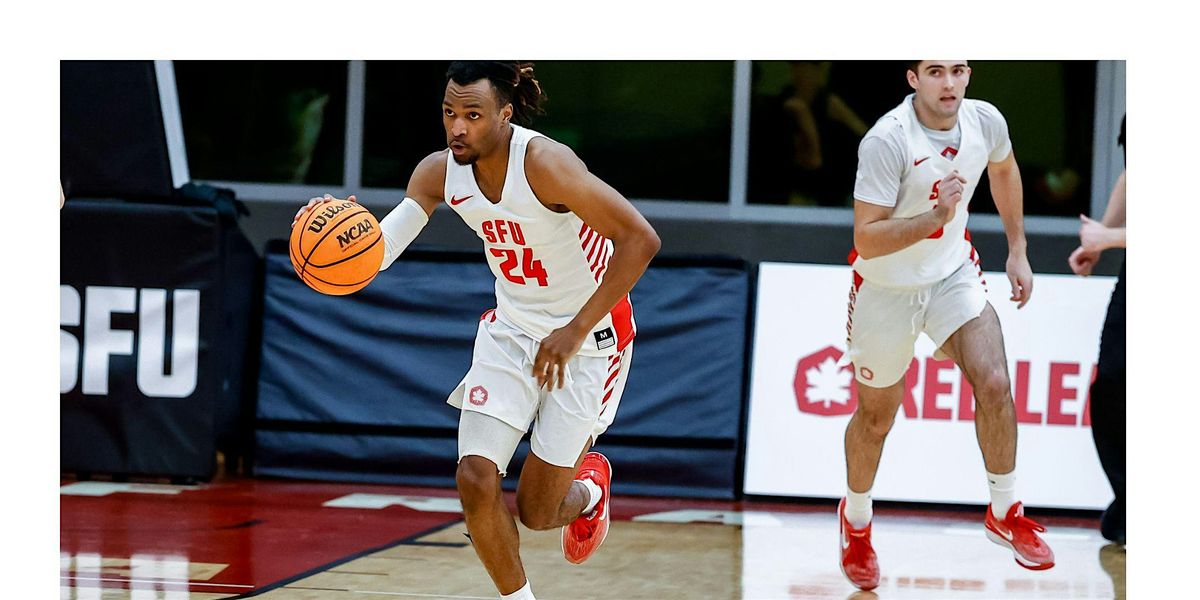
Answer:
[{"left": 307, "top": 202, "right": 355, "bottom": 234}]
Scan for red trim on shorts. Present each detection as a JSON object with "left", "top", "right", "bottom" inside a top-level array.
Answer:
[
  {"left": 846, "top": 272, "right": 861, "bottom": 346},
  {"left": 479, "top": 308, "right": 496, "bottom": 322},
  {"left": 601, "top": 353, "right": 623, "bottom": 405},
  {"left": 603, "top": 367, "right": 622, "bottom": 390},
  {"left": 610, "top": 294, "right": 635, "bottom": 352}
]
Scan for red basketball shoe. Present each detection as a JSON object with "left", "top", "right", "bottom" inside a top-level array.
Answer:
[
  {"left": 838, "top": 498, "right": 880, "bottom": 591},
  {"left": 985, "top": 502, "right": 1055, "bottom": 570},
  {"left": 562, "top": 452, "right": 611, "bottom": 565}
]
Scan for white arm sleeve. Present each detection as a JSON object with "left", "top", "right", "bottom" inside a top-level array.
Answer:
[{"left": 378, "top": 197, "right": 430, "bottom": 271}]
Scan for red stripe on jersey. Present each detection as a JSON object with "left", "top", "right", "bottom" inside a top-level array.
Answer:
[
  {"left": 579, "top": 223, "right": 589, "bottom": 238},
  {"left": 590, "top": 239, "right": 608, "bottom": 270},
  {"left": 602, "top": 387, "right": 615, "bottom": 404},
  {"left": 593, "top": 243, "right": 611, "bottom": 280},
  {"left": 853, "top": 271, "right": 864, "bottom": 290},
  {"left": 586, "top": 234, "right": 604, "bottom": 264},
  {"left": 847, "top": 248, "right": 859, "bottom": 265},
  {"left": 610, "top": 294, "right": 635, "bottom": 352},
  {"left": 581, "top": 229, "right": 596, "bottom": 251}
]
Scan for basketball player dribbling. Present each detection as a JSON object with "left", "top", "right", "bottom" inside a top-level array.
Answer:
[
  {"left": 295, "top": 61, "right": 660, "bottom": 600},
  {"left": 838, "top": 60, "right": 1054, "bottom": 590}
]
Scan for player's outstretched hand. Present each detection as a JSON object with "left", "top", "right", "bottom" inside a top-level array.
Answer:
[
  {"left": 1006, "top": 251, "right": 1033, "bottom": 309},
  {"left": 533, "top": 324, "right": 588, "bottom": 390},
  {"left": 292, "top": 194, "right": 357, "bottom": 227}
]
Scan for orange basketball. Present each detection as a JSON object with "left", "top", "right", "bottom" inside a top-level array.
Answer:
[{"left": 289, "top": 200, "right": 384, "bottom": 295}]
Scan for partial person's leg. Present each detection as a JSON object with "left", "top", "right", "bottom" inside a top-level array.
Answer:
[
  {"left": 839, "top": 275, "right": 913, "bottom": 591},
  {"left": 938, "top": 301, "right": 1054, "bottom": 569},
  {"left": 515, "top": 444, "right": 593, "bottom": 531},
  {"left": 841, "top": 274, "right": 918, "bottom": 528},
  {"left": 939, "top": 302, "right": 1017, "bottom": 477},
  {"left": 516, "top": 347, "right": 629, "bottom": 531},
  {"left": 845, "top": 379, "right": 906, "bottom": 498},
  {"left": 456, "top": 410, "right": 527, "bottom": 595},
  {"left": 1090, "top": 265, "right": 1126, "bottom": 542}
]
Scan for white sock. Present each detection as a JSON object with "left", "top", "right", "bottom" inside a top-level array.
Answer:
[
  {"left": 501, "top": 580, "right": 535, "bottom": 600},
  {"left": 579, "top": 478, "right": 602, "bottom": 515},
  {"left": 844, "top": 488, "right": 873, "bottom": 529},
  {"left": 987, "top": 470, "right": 1017, "bottom": 519}
]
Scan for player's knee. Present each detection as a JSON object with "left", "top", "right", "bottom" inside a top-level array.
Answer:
[
  {"left": 973, "top": 368, "right": 1012, "bottom": 407},
  {"left": 516, "top": 494, "right": 557, "bottom": 531},
  {"left": 456, "top": 456, "right": 500, "bottom": 507},
  {"left": 859, "top": 409, "right": 896, "bottom": 440}
]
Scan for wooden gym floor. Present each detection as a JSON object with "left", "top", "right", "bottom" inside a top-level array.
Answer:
[{"left": 60, "top": 478, "right": 1123, "bottom": 599}]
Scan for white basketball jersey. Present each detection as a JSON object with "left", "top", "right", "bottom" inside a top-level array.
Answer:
[
  {"left": 852, "top": 97, "right": 992, "bottom": 287},
  {"left": 444, "top": 124, "right": 634, "bottom": 357}
]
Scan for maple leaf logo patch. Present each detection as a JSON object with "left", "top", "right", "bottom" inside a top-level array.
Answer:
[
  {"left": 468, "top": 385, "right": 489, "bottom": 406},
  {"left": 793, "top": 346, "right": 858, "bottom": 416}
]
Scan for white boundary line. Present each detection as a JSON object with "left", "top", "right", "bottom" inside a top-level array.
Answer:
[{"left": 61, "top": 575, "right": 254, "bottom": 589}]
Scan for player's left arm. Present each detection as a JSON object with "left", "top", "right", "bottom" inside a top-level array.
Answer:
[
  {"left": 987, "top": 149, "right": 1032, "bottom": 308},
  {"left": 525, "top": 139, "right": 661, "bottom": 389}
]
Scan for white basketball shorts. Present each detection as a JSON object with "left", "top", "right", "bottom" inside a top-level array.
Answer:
[
  {"left": 449, "top": 311, "right": 633, "bottom": 471},
  {"left": 845, "top": 248, "right": 988, "bottom": 388}
]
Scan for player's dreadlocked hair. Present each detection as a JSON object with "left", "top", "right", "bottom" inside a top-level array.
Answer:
[{"left": 446, "top": 61, "right": 547, "bottom": 126}]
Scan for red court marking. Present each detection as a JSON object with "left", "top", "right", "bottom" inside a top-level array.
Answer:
[{"left": 60, "top": 479, "right": 463, "bottom": 596}]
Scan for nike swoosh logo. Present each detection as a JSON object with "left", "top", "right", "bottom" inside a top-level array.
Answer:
[
  {"left": 449, "top": 194, "right": 473, "bottom": 206},
  {"left": 995, "top": 525, "right": 1014, "bottom": 542},
  {"left": 913, "top": 156, "right": 931, "bottom": 166}
]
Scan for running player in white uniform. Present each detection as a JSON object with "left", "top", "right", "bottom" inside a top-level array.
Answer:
[
  {"left": 837, "top": 61, "right": 1054, "bottom": 591},
  {"left": 294, "top": 62, "right": 660, "bottom": 600}
]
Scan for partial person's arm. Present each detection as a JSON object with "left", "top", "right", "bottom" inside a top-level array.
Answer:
[
  {"left": 851, "top": 132, "right": 963, "bottom": 259},
  {"left": 1099, "top": 170, "right": 1126, "bottom": 228},
  {"left": 988, "top": 150, "right": 1033, "bottom": 308},
  {"left": 292, "top": 151, "right": 445, "bottom": 271},
  {"left": 377, "top": 152, "right": 444, "bottom": 270},
  {"left": 853, "top": 199, "right": 955, "bottom": 259},
  {"left": 525, "top": 139, "right": 661, "bottom": 389},
  {"left": 1069, "top": 169, "right": 1126, "bottom": 276}
]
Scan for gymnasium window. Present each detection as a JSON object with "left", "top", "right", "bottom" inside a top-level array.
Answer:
[
  {"left": 362, "top": 60, "right": 735, "bottom": 202},
  {"left": 174, "top": 60, "right": 348, "bottom": 186}
]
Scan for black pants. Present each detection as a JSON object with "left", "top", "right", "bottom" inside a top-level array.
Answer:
[{"left": 1090, "top": 262, "right": 1125, "bottom": 511}]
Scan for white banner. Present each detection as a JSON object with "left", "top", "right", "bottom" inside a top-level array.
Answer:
[{"left": 744, "top": 263, "right": 1117, "bottom": 510}]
